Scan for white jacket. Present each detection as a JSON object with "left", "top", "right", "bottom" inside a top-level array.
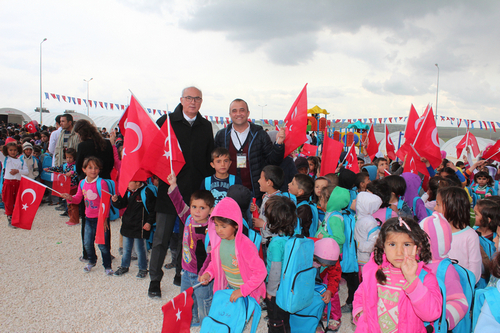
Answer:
[{"left": 354, "top": 192, "right": 382, "bottom": 265}]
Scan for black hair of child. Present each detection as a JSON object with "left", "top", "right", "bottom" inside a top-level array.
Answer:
[
  {"left": 354, "top": 172, "right": 370, "bottom": 189},
  {"left": 373, "top": 217, "right": 432, "bottom": 284},
  {"left": 293, "top": 173, "right": 314, "bottom": 197},
  {"left": 262, "top": 165, "right": 285, "bottom": 190},
  {"left": 490, "top": 252, "right": 500, "bottom": 279},
  {"left": 65, "top": 147, "right": 77, "bottom": 159},
  {"left": 437, "top": 187, "right": 470, "bottom": 230},
  {"left": 190, "top": 189, "right": 215, "bottom": 208},
  {"left": 2, "top": 142, "right": 21, "bottom": 156},
  {"left": 212, "top": 216, "right": 238, "bottom": 234},
  {"left": 383, "top": 175, "right": 407, "bottom": 198},
  {"left": 476, "top": 199, "right": 500, "bottom": 231},
  {"left": 474, "top": 171, "right": 494, "bottom": 187},
  {"left": 366, "top": 179, "right": 391, "bottom": 208},
  {"left": 306, "top": 156, "right": 320, "bottom": 176},
  {"left": 265, "top": 195, "right": 296, "bottom": 236},
  {"left": 211, "top": 147, "right": 230, "bottom": 162},
  {"left": 427, "top": 176, "right": 445, "bottom": 201},
  {"left": 82, "top": 156, "right": 103, "bottom": 170}
]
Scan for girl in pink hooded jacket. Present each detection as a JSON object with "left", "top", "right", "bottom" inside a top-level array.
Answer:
[
  {"left": 199, "top": 197, "right": 267, "bottom": 303},
  {"left": 353, "top": 217, "right": 443, "bottom": 333}
]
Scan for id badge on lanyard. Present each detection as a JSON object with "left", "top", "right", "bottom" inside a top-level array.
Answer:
[{"left": 237, "top": 153, "right": 247, "bottom": 168}]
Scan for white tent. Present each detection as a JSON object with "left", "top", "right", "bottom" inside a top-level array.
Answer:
[
  {"left": 0, "top": 107, "right": 32, "bottom": 124},
  {"left": 27, "top": 112, "right": 95, "bottom": 127}
]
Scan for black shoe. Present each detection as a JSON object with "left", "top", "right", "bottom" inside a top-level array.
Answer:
[
  {"left": 164, "top": 262, "right": 175, "bottom": 269},
  {"left": 114, "top": 266, "right": 129, "bottom": 276},
  {"left": 136, "top": 270, "right": 148, "bottom": 279},
  {"left": 148, "top": 281, "right": 161, "bottom": 298},
  {"left": 173, "top": 275, "right": 181, "bottom": 286},
  {"left": 131, "top": 254, "right": 138, "bottom": 261},
  {"left": 79, "top": 256, "right": 90, "bottom": 263},
  {"left": 55, "top": 205, "right": 66, "bottom": 211},
  {"left": 341, "top": 303, "right": 353, "bottom": 313},
  {"left": 60, "top": 212, "right": 69, "bottom": 217},
  {"left": 8, "top": 216, "right": 17, "bottom": 229}
]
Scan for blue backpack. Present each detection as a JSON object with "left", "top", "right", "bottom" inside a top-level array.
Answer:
[
  {"left": 276, "top": 235, "right": 316, "bottom": 313},
  {"left": 80, "top": 177, "right": 119, "bottom": 221},
  {"left": 204, "top": 175, "right": 235, "bottom": 204},
  {"left": 325, "top": 210, "right": 358, "bottom": 274},
  {"left": 418, "top": 259, "right": 475, "bottom": 333},
  {"left": 200, "top": 289, "right": 261, "bottom": 333},
  {"left": 40, "top": 153, "right": 53, "bottom": 182},
  {"left": 472, "top": 284, "right": 500, "bottom": 332},
  {"left": 289, "top": 284, "right": 331, "bottom": 333},
  {"left": 297, "top": 199, "right": 319, "bottom": 237},
  {"left": 205, "top": 217, "right": 262, "bottom": 252},
  {"left": 127, "top": 184, "right": 158, "bottom": 214}
]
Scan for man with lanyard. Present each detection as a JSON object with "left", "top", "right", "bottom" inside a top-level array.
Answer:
[
  {"left": 214, "top": 99, "right": 286, "bottom": 204},
  {"left": 148, "top": 86, "right": 214, "bottom": 298},
  {"left": 54, "top": 114, "right": 80, "bottom": 168}
]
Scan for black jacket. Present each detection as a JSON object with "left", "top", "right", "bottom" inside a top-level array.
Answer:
[
  {"left": 112, "top": 185, "right": 156, "bottom": 239},
  {"left": 214, "top": 122, "right": 284, "bottom": 199},
  {"left": 76, "top": 139, "right": 114, "bottom": 180},
  {"left": 155, "top": 103, "right": 214, "bottom": 214}
]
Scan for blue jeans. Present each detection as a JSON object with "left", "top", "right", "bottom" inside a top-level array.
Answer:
[
  {"left": 180, "top": 269, "right": 213, "bottom": 324},
  {"left": 121, "top": 236, "right": 147, "bottom": 271},
  {"left": 84, "top": 217, "right": 112, "bottom": 269}
]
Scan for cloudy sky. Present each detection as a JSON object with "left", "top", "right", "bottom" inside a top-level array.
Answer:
[{"left": 1, "top": 0, "right": 500, "bottom": 126}]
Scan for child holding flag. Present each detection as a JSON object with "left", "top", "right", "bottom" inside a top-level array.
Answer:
[{"left": 62, "top": 156, "right": 113, "bottom": 275}]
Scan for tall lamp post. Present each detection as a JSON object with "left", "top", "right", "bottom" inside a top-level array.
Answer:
[
  {"left": 435, "top": 63, "right": 439, "bottom": 121},
  {"left": 258, "top": 104, "right": 267, "bottom": 120},
  {"left": 40, "top": 38, "right": 47, "bottom": 125},
  {"left": 84, "top": 78, "right": 93, "bottom": 116}
]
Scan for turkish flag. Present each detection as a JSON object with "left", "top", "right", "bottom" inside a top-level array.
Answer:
[
  {"left": 96, "top": 188, "right": 110, "bottom": 245},
  {"left": 385, "top": 125, "right": 396, "bottom": 160},
  {"left": 345, "top": 142, "right": 360, "bottom": 173},
  {"left": 482, "top": 140, "right": 500, "bottom": 162},
  {"left": 162, "top": 287, "right": 194, "bottom": 333},
  {"left": 456, "top": 131, "right": 480, "bottom": 158},
  {"left": 52, "top": 172, "right": 71, "bottom": 197},
  {"left": 119, "top": 95, "right": 160, "bottom": 196},
  {"left": 25, "top": 120, "right": 38, "bottom": 134},
  {"left": 284, "top": 84, "right": 308, "bottom": 157},
  {"left": 118, "top": 106, "right": 129, "bottom": 134},
  {"left": 11, "top": 176, "right": 46, "bottom": 230},
  {"left": 396, "top": 104, "right": 420, "bottom": 160},
  {"left": 365, "top": 124, "right": 379, "bottom": 161},
  {"left": 142, "top": 116, "right": 186, "bottom": 185},
  {"left": 301, "top": 143, "right": 318, "bottom": 157},
  {"left": 403, "top": 147, "right": 429, "bottom": 176},
  {"left": 412, "top": 108, "right": 442, "bottom": 169},
  {"left": 320, "top": 135, "right": 343, "bottom": 176}
]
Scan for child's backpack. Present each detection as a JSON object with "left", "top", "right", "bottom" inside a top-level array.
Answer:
[
  {"left": 472, "top": 284, "right": 500, "bottom": 331},
  {"left": 200, "top": 289, "right": 261, "bottom": 333},
  {"left": 419, "top": 258, "right": 475, "bottom": 333},
  {"left": 297, "top": 199, "right": 319, "bottom": 237},
  {"left": 325, "top": 210, "right": 358, "bottom": 274},
  {"left": 276, "top": 235, "right": 316, "bottom": 313},
  {"left": 204, "top": 174, "right": 235, "bottom": 190},
  {"left": 289, "top": 284, "right": 331, "bottom": 333},
  {"left": 80, "top": 177, "right": 119, "bottom": 221},
  {"left": 40, "top": 153, "right": 53, "bottom": 182},
  {"left": 242, "top": 218, "right": 262, "bottom": 251},
  {"left": 127, "top": 184, "right": 158, "bottom": 214}
]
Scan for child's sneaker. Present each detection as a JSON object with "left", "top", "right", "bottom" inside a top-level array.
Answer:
[
  {"left": 136, "top": 270, "right": 148, "bottom": 279},
  {"left": 66, "top": 221, "right": 79, "bottom": 226},
  {"left": 79, "top": 256, "right": 90, "bottom": 263},
  {"left": 114, "top": 267, "right": 129, "bottom": 276},
  {"left": 327, "top": 319, "right": 341, "bottom": 332},
  {"left": 341, "top": 303, "right": 353, "bottom": 313},
  {"left": 83, "top": 263, "right": 96, "bottom": 272},
  {"left": 105, "top": 268, "right": 114, "bottom": 276}
]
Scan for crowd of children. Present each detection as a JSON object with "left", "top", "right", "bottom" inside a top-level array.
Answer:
[{"left": 4, "top": 121, "right": 500, "bottom": 332}]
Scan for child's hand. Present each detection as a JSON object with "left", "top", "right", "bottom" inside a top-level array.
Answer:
[
  {"left": 44, "top": 168, "right": 49, "bottom": 171},
  {"left": 167, "top": 173, "right": 177, "bottom": 188},
  {"left": 322, "top": 290, "right": 332, "bottom": 304},
  {"left": 401, "top": 245, "right": 418, "bottom": 283},
  {"left": 65, "top": 172, "right": 72, "bottom": 177},
  {"left": 317, "top": 233, "right": 324, "bottom": 239},
  {"left": 111, "top": 195, "right": 118, "bottom": 202},
  {"left": 61, "top": 193, "right": 72, "bottom": 201},
  {"left": 230, "top": 289, "right": 243, "bottom": 302},
  {"left": 250, "top": 202, "right": 258, "bottom": 212},
  {"left": 252, "top": 217, "right": 265, "bottom": 228},
  {"left": 143, "top": 223, "right": 151, "bottom": 231},
  {"left": 266, "top": 292, "right": 272, "bottom": 300},
  {"left": 420, "top": 157, "right": 430, "bottom": 167},
  {"left": 104, "top": 220, "right": 109, "bottom": 232},
  {"left": 9, "top": 169, "right": 19, "bottom": 175},
  {"left": 198, "top": 272, "right": 211, "bottom": 285}
]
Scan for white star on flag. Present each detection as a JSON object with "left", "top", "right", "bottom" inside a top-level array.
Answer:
[
  {"left": 163, "top": 150, "right": 171, "bottom": 159},
  {"left": 176, "top": 308, "right": 182, "bottom": 321},
  {"left": 22, "top": 203, "right": 29, "bottom": 210}
]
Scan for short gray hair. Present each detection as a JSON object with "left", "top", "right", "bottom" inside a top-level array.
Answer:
[{"left": 181, "top": 86, "right": 202, "bottom": 98}]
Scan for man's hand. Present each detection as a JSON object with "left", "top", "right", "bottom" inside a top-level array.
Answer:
[
  {"left": 276, "top": 128, "right": 286, "bottom": 145},
  {"left": 143, "top": 223, "right": 151, "bottom": 231}
]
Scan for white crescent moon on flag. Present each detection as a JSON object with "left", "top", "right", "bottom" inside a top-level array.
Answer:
[
  {"left": 21, "top": 188, "right": 36, "bottom": 205},
  {"left": 125, "top": 122, "right": 143, "bottom": 153},
  {"left": 414, "top": 117, "right": 423, "bottom": 130},
  {"left": 431, "top": 128, "right": 440, "bottom": 147},
  {"left": 164, "top": 135, "right": 170, "bottom": 148},
  {"left": 101, "top": 203, "right": 105, "bottom": 214}
]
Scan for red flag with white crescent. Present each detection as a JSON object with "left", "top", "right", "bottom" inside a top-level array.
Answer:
[
  {"left": 11, "top": 176, "right": 46, "bottom": 230},
  {"left": 482, "top": 140, "right": 500, "bottom": 162},
  {"left": 52, "top": 172, "right": 71, "bottom": 197},
  {"left": 456, "top": 130, "right": 480, "bottom": 158},
  {"left": 162, "top": 287, "right": 194, "bottom": 333},
  {"left": 345, "top": 142, "right": 360, "bottom": 174},
  {"left": 284, "top": 84, "right": 308, "bottom": 157},
  {"left": 412, "top": 107, "right": 442, "bottom": 169},
  {"left": 25, "top": 120, "right": 38, "bottom": 134},
  {"left": 385, "top": 125, "right": 397, "bottom": 160},
  {"left": 320, "top": 135, "right": 343, "bottom": 176},
  {"left": 396, "top": 104, "right": 420, "bottom": 160},
  {"left": 96, "top": 188, "right": 111, "bottom": 245},
  {"left": 365, "top": 124, "right": 379, "bottom": 161}
]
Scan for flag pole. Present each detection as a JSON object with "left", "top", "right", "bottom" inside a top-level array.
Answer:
[
  {"left": 167, "top": 111, "right": 173, "bottom": 175},
  {"left": 485, "top": 148, "right": 500, "bottom": 161}
]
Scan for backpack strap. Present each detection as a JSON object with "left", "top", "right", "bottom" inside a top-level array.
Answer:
[
  {"left": 412, "top": 197, "right": 419, "bottom": 212},
  {"left": 248, "top": 297, "right": 261, "bottom": 333},
  {"left": 385, "top": 207, "right": 392, "bottom": 221},
  {"left": 205, "top": 176, "right": 211, "bottom": 190},
  {"left": 229, "top": 174, "right": 235, "bottom": 186},
  {"left": 367, "top": 226, "right": 380, "bottom": 240}
]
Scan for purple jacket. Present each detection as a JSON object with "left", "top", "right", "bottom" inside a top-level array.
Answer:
[
  {"left": 204, "top": 197, "right": 267, "bottom": 302},
  {"left": 402, "top": 173, "right": 428, "bottom": 222}
]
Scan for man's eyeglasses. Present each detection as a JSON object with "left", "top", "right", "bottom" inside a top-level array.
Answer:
[{"left": 182, "top": 96, "right": 202, "bottom": 103}]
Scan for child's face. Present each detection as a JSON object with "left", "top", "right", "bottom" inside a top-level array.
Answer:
[
  {"left": 360, "top": 177, "right": 371, "bottom": 191},
  {"left": 319, "top": 196, "right": 327, "bottom": 209},
  {"left": 127, "top": 181, "right": 142, "bottom": 191},
  {"left": 258, "top": 171, "right": 273, "bottom": 193},
  {"left": 41, "top": 135, "right": 48, "bottom": 142},
  {"left": 288, "top": 177, "right": 301, "bottom": 196},
  {"left": 297, "top": 167, "right": 308, "bottom": 175},
  {"left": 83, "top": 162, "right": 100, "bottom": 180},
  {"left": 384, "top": 232, "right": 417, "bottom": 269},
  {"left": 358, "top": 159, "right": 364, "bottom": 170},
  {"left": 476, "top": 176, "right": 488, "bottom": 186},
  {"left": 190, "top": 198, "right": 212, "bottom": 223},
  {"left": 7, "top": 146, "right": 18, "bottom": 157},
  {"left": 65, "top": 154, "right": 74, "bottom": 164},
  {"left": 493, "top": 226, "right": 500, "bottom": 248},
  {"left": 33, "top": 151, "right": 40, "bottom": 158},
  {"left": 214, "top": 219, "right": 237, "bottom": 240},
  {"left": 308, "top": 160, "right": 315, "bottom": 173},
  {"left": 24, "top": 148, "right": 32, "bottom": 157},
  {"left": 434, "top": 194, "right": 444, "bottom": 215},
  {"left": 314, "top": 179, "right": 329, "bottom": 197},
  {"left": 377, "top": 160, "right": 388, "bottom": 173},
  {"left": 210, "top": 154, "right": 231, "bottom": 176}
]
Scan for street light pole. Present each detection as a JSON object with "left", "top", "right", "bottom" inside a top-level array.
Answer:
[
  {"left": 258, "top": 104, "right": 267, "bottom": 119},
  {"left": 435, "top": 64, "right": 439, "bottom": 121},
  {"left": 84, "top": 78, "right": 93, "bottom": 116},
  {"left": 40, "top": 38, "right": 47, "bottom": 125}
]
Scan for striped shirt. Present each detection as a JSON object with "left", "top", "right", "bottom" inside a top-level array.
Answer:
[{"left": 220, "top": 238, "right": 243, "bottom": 289}]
